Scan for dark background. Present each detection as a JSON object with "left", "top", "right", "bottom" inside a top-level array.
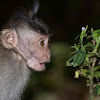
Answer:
[
  {"left": 1, "top": 0, "right": 100, "bottom": 43},
  {"left": 0, "top": 0, "right": 100, "bottom": 100}
]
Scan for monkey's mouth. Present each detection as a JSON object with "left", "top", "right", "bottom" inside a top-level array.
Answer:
[
  {"left": 39, "top": 63, "right": 46, "bottom": 70},
  {"left": 40, "top": 63, "right": 45, "bottom": 67},
  {"left": 27, "top": 58, "right": 47, "bottom": 71}
]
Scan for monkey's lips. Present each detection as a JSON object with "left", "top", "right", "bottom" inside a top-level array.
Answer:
[
  {"left": 34, "top": 62, "right": 46, "bottom": 71},
  {"left": 39, "top": 63, "right": 46, "bottom": 69},
  {"left": 40, "top": 63, "right": 45, "bottom": 67}
]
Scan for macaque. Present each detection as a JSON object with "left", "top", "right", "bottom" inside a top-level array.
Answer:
[{"left": 0, "top": 0, "right": 52, "bottom": 100}]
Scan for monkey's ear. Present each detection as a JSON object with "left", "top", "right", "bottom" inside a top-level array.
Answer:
[{"left": 1, "top": 29, "right": 18, "bottom": 49}]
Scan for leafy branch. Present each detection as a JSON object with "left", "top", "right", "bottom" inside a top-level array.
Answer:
[{"left": 66, "top": 26, "right": 100, "bottom": 100}]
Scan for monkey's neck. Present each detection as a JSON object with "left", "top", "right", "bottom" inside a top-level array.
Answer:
[{"left": 0, "top": 48, "right": 30, "bottom": 100}]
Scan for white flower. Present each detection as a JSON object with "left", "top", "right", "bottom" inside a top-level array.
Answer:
[{"left": 81, "top": 27, "right": 85, "bottom": 30}]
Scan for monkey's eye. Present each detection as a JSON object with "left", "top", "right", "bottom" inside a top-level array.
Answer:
[{"left": 39, "top": 40, "right": 45, "bottom": 46}]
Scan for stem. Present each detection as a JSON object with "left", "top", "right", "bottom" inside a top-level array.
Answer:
[
  {"left": 89, "top": 58, "right": 96, "bottom": 100},
  {"left": 89, "top": 74, "right": 94, "bottom": 100}
]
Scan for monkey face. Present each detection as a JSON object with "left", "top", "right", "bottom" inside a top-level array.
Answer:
[
  {"left": 1, "top": 28, "right": 51, "bottom": 71},
  {"left": 26, "top": 33, "right": 51, "bottom": 71}
]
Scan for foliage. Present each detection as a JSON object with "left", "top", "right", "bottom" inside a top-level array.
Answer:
[{"left": 66, "top": 26, "right": 100, "bottom": 100}]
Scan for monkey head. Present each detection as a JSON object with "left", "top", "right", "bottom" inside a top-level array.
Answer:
[
  {"left": 0, "top": 0, "right": 52, "bottom": 71},
  {"left": 1, "top": 27, "right": 51, "bottom": 71}
]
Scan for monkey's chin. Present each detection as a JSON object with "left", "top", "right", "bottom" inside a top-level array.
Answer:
[{"left": 27, "top": 58, "right": 46, "bottom": 71}]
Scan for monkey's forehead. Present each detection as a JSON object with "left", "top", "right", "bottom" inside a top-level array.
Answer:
[
  {"left": 27, "top": 19, "right": 52, "bottom": 36},
  {"left": 13, "top": 24, "right": 51, "bottom": 40}
]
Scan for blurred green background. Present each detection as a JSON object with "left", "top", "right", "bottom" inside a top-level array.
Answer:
[{"left": 1, "top": 0, "right": 100, "bottom": 100}]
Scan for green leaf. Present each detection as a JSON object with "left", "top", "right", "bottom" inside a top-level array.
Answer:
[
  {"left": 94, "top": 66, "right": 100, "bottom": 71},
  {"left": 85, "top": 54, "right": 90, "bottom": 64},
  {"left": 82, "top": 69, "right": 88, "bottom": 76},
  {"left": 94, "top": 71, "right": 100, "bottom": 78},
  {"left": 97, "top": 50, "right": 100, "bottom": 57},
  {"left": 84, "top": 42, "right": 93, "bottom": 48},
  {"left": 73, "top": 49, "right": 86, "bottom": 67},
  {"left": 86, "top": 35, "right": 92, "bottom": 39},
  {"left": 69, "top": 51, "right": 77, "bottom": 56},
  {"left": 93, "top": 29, "right": 100, "bottom": 33},
  {"left": 71, "top": 44, "right": 80, "bottom": 51},
  {"left": 66, "top": 61, "right": 73, "bottom": 66},
  {"left": 66, "top": 56, "right": 74, "bottom": 66},
  {"left": 92, "top": 29, "right": 100, "bottom": 43},
  {"left": 95, "top": 85, "right": 100, "bottom": 96}
]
